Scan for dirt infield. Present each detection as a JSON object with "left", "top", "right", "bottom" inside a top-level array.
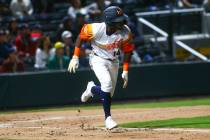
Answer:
[{"left": 0, "top": 105, "right": 210, "bottom": 140}]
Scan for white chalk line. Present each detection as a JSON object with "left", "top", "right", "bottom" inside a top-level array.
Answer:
[{"left": 96, "top": 127, "right": 210, "bottom": 133}]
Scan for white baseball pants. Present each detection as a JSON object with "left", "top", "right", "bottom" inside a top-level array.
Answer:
[{"left": 89, "top": 54, "right": 119, "bottom": 97}]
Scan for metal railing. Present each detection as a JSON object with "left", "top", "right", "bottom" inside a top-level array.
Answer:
[
  {"left": 138, "top": 16, "right": 209, "bottom": 62},
  {"left": 138, "top": 18, "right": 168, "bottom": 37},
  {"left": 136, "top": 8, "right": 203, "bottom": 17},
  {"left": 202, "top": 12, "right": 210, "bottom": 36},
  {"left": 175, "top": 40, "right": 209, "bottom": 61}
]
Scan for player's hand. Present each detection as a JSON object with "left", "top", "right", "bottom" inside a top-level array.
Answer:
[
  {"left": 68, "top": 56, "right": 79, "bottom": 73},
  {"left": 121, "top": 71, "right": 128, "bottom": 88}
]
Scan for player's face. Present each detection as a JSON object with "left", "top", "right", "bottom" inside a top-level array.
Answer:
[
  {"left": 109, "top": 22, "right": 124, "bottom": 30},
  {"left": 106, "top": 21, "right": 124, "bottom": 35}
]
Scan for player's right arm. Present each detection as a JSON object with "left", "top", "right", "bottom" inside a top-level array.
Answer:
[
  {"left": 121, "top": 27, "right": 134, "bottom": 88},
  {"left": 68, "top": 24, "right": 94, "bottom": 73}
]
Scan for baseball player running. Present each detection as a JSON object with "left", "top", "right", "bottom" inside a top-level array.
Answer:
[{"left": 68, "top": 6, "right": 134, "bottom": 130}]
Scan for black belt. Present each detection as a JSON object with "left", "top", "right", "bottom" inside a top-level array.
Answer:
[{"left": 93, "top": 53, "right": 115, "bottom": 62}]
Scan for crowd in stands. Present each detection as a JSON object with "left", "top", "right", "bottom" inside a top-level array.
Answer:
[{"left": 0, "top": 0, "right": 208, "bottom": 73}]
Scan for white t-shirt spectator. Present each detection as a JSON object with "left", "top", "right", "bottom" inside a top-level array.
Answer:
[
  {"left": 10, "top": 0, "right": 33, "bottom": 17},
  {"left": 85, "top": 0, "right": 111, "bottom": 13},
  {"left": 49, "top": 48, "right": 56, "bottom": 59},
  {"left": 67, "top": 6, "right": 87, "bottom": 19},
  {"left": 34, "top": 48, "right": 48, "bottom": 69}
]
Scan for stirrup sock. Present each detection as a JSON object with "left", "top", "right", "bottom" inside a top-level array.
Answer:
[{"left": 91, "top": 86, "right": 111, "bottom": 119}]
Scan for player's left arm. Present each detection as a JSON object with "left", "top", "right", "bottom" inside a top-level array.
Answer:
[
  {"left": 68, "top": 24, "right": 94, "bottom": 73},
  {"left": 121, "top": 31, "right": 134, "bottom": 88}
]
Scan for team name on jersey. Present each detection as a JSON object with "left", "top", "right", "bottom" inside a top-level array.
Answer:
[{"left": 97, "top": 39, "right": 123, "bottom": 50}]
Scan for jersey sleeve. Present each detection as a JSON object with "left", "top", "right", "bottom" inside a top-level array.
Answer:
[
  {"left": 79, "top": 24, "right": 94, "bottom": 40},
  {"left": 121, "top": 26, "right": 134, "bottom": 53}
]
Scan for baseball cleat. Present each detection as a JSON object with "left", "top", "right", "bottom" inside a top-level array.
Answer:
[
  {"left": 105, "top": 116, "right": 118, "bottom": 130},
  {"left": 81, "top": 81, "right": 95, "bottom": 102}
]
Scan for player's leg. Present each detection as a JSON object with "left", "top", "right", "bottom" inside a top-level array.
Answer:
[
  {"left": 108, "top": 61, "right": 119, "bottom": 97},
  {"left": 81, "top": 56, "right": 112, "bottom": 105},
  {"left": 90, "top": 61, "right": 113, "bottom": 119},
  {"left": 102, "top": 61, "right": 119, "bottom": 129},
  {"left": 81, "top": 56, "right": 117, "bottom": 129},
  {"left": 90, "top": 64, "right": 117, "bottom": 129},
  {"left": 81, "top": 81, "right": 96, "bottom": 102}
]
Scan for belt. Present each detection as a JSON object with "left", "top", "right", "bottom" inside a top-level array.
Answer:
[{"left": 93, "top": 53, "right": 115, "bottom": 62}]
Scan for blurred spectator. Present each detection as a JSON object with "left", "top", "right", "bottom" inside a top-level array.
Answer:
[
  {"left": 15, "top": 23, "right": 33, "bottom": 57},
  {"left": 79, "top": 41, "right": 92, "bottom": 67},
  {"left": 143, "top": 54, "right": 154, "bottom": 63},
  {"left": 32, "top": 0, "right": 54, "bottom": 14},
  {"left": 131, "top": 50, "right": 142, "bottom": 64},
  {"left": 0, "top": 0, "right": 11, "bottom": 16},
  {"left": 140, "top": 0, "right": 170, "bottom": 11},
  {"left": 203, "top": 0, "right": 210, "bottom": 12},
  {"left": 156, "top": 0, "right": 171, "bottom": 9},
  {"left": 61, "top": 30, "right": 74, "bottom": 58},
  {"left": 34, "top": 36, "right": 51, "bottom": 70},
  {"left": 73, "top": 13, "right": 87, "bottom": 36},
  {"left": 0, "top": 29, "right": 12, "bottom": 64},
  {"left": 30, "top": 24, "right": 43, "bottom": 52},
  {"left": 48, "top": 42, "right": 70, "bottom": 70},
  {"left": 110, "top": 0, "right": 123, "bottom": 6},
  {"left": 7, "top": 17, "right": 18, "bottom": 43},
  {"left": 85, "top": 0, "right": 111, "bottom": 22},
  {"left": 10, "top": 0, "right": 33, "bottom": 18},
  {"left": 0, "top": 47, "right": 24, "bottom": 73},
  {"left": 178, "top": 0, "right": 204, "bottom": 8},
  {"left": 15, "top": 23, "right": 37, "bottom": 68},
  {"left": 56, "top": 16, "right": 76, "bottom": 42},
  {"left": 67, "top": 0, "right": 87, "bottom": 20}
]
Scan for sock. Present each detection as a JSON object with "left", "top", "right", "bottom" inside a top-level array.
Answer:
[{"left": 91, "top": 86, "right": 111, "bottom": 119}]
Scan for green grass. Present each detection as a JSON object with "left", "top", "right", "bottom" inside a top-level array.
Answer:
[
  {"left": 0, "top": 97, "right": 210, "bottom": 115},
  {"left": 120, "top": 115, "right": 210, "bottom": 128},
  {"left": 112, "top": 97, "right": 210, "bottom": 109}
]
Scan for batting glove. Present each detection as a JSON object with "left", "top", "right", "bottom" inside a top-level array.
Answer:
[
  {"left": 68, "top": 56, "right": 79, "bottom": 73},
  {"left": 121, "top": 71, "right": 128, "bottom": 88}
]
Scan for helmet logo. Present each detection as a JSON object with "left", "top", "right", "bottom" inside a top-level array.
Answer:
[{"left": 116, "top": 8, "right": 123, "bottom": 16}]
